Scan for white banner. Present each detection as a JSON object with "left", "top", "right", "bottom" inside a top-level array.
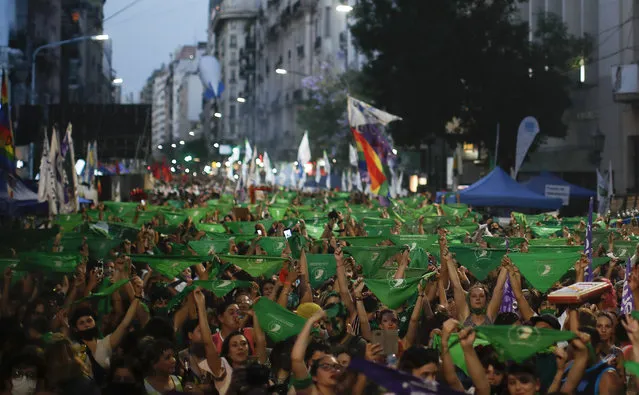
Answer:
[
  {"left": 514, "top": 116, "right": 540, "bottom": 178},
  {"left": 545, "top": 184, "right": 570, "bottom": 206}
]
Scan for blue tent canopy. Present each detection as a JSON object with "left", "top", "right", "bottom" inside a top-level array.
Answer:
[
  {"left": 521, "top": 171, "right": 595, "bottom": 198},
  {"left": 0, "top": 172, "right": 48, "bottom": 216},
  {"left": 455, "top": 167, "right": 563, "bottom": 210}
]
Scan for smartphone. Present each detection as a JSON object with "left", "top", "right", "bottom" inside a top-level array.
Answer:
[
  {"left": 284, "top": 229, "right": 292, "bottom": 239},
  {"left": 257, "top": 229, "right": 263, "bottom": 236},
  {"left": 372, "top": 330, "right": 399, "bottom": 356},
  {"left": 141, "top": 200, "right": 146, "bottom": 206}
]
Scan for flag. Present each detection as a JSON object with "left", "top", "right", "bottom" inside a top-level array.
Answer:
[
  {"left": 50, "top": 128, "right": 67, "bottom": 214},
  {"left": 343, "top": 245, "right": 405, "bottom": 277},
  {"left": 584, "top": 197, "right": 594, "bottom": 281},
  {"left": 493, "top": 123, "right": 500, "bottom": 168},
  {"left": 227, "top": 146, "right": 240, "bottom": 181},
  {"left": 0, "top": 70, "right": 15, "bottom": 173},
  {"left": 348, "top": 96, "right": 401, "bottom": 195},
  {"left": 597, "top": 169, "right": 608, "bottom": 215},
  {"left": 253, "top": 298, "right": 307, "bottom": 342},
  {"left": 499, "top": 238, "right": 516, "bottom": 313},
  {"left": 218, "top": 255, "right": 284, "bottom": 278},
  {"left": 364, "top": 272, "right": 433, "bottom": 309},
  {"left": 432, "top": 333, "right": 491, "bottom": 376},
  {"left": 306, "top": 254, "right": 337, "bottom": 288},
  {"left": 510, "top": 253, "right": 577, "bottom": 293},
  {"left": 447, "top": 246, "right": 507, "bottom": 282},
  {"left": 622, "top": 257, "right": 635, "bottom": 314},
  {"left": 475, "top": 325, "right": 576, "bottom": 363},
  {"left": 349, "top": 144, "right": 358, "bottom": 166},
  {"left": 263, "top": 151, "right": 274, "bottom": 184},
  {"left": 65, "top": 124, "right": 79, "bottom": 213},
  {"left": 37, "top": 130, "right": 58, "bottom": 214},
  {"left": 323, "top": 150, "right": 331, "bottom": 189},
  {"left": 193, "top": 280, "right": 252, "bottom": 297},
  {"left": 297, "top": 131, "right": 311, "bottom": 189},
  {"left": 341, "top": 171, "right": 347, "bottom": 191},
  {"left": 513, "top": 116, "right": 540, "bottom": 178}
]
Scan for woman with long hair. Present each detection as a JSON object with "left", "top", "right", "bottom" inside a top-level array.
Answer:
[{"left": 43, "top": 334, "right": 100, "bottom": 395}]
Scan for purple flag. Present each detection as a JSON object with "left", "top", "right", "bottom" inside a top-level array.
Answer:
[
  {"left": 500, "top": 238, "right": 516, "bottom": 313},
  {"left": 348, "top": 358, "right": 465, "bottom": 395},
  {"left": 622, "top": 257, "right": 635, "bottom": 314},
  {"left": 584, "top": 197, "right": 594, "bottom": 281}
]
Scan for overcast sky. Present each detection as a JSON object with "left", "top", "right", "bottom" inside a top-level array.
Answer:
[{"left": 103, "top": 0, "right": 209, "bottom": 101}]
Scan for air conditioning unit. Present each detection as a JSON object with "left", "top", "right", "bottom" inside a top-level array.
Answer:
[{"left": 612, "top": 64, "right": 639, "bottom": 103}]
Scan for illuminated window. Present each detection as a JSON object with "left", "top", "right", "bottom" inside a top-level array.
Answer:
[{"left": 463, "top": 142, "right": 474, "bottom": 152}]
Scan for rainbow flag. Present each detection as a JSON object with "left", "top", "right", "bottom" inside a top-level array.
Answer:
[
  {"left": 348, "top": 96, "right": 401, "bottom": 196},
  {"left": 0, "top": 70, "right": 15, "bottom": 173}
]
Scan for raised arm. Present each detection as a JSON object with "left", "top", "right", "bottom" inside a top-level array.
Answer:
[
  {"left": 486, "top": 265, "right": 508, "bottom": 321},
  {"left": 194, "top": 288, "right": 223, "bottom": 377},
  {"left": 109, "top": 298, "right": 139, "bottom": 349},
  {"left": 291, "top": 310, "right": 326, "bottom": 379}
]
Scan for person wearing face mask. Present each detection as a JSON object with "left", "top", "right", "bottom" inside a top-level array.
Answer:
[
  {"left": 103, "top": 356, "right": 143, "bottom": 395},
  {"left": 2, "top": 348, "right": 45, "bottom": 395},
  {"left": 69, "top": 298, "right": 140, "bottom": 387}
]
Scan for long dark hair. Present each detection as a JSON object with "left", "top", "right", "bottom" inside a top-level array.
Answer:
[{"left": 220, "top": 330, "right": 254, "bottom": 365}]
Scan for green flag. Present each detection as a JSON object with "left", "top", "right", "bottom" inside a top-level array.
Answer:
[
  {"left": 193, "top": 279, "right": 252, "bottom": 297},
  {"left": 448, "top": 246, "right": 506, "bottom": 281},
  {"left": 218, "top": 255, "right": 284, "bottom": 278},
  {"left": 364, "top": 225, "right": 393, "bottom": 238},
  {"left": 364, "top": 272, "right": 434, "bottom": 309},
  {"left": 257, "top": 237, "right": 287, "bottom": 256},
  {"left": 527, "top": 238, "right": 570, "bottom": 247},
  {"left": 475, "top": 325, "right": 576, "bottom": 363},
  {"left": 510, "top": 253, "right": 577, "bottom": 293},
  {"left": 483, "top": 237, "right": 526, "bottom": 249},
  {"left": 339, "top": 236, "right": 388, "bottom": 247},
  {"left": 306, "top": 254, "right": 337, "bottom": 288},
  {"left": 253, "top": 298, "right": 307, "bottom": 342},
  {"left": 130, "top": 255, "right": 205, "bottom": 279},
  {"left": 17, "top": 252, "right": 82, "bottom": 273},
  {"left": 432, "top": 333, "right": 490, "bottom": 375},
  {"left": 188, "top": 240, "right": 231, "bottom": 256},
  {"left": 288, "top": 233, "right": 308, "bottom": 259},
  {"left": 389, "top": 235, "right": 438, "bottom": 252},
  {"left": 529, "top": 226, "right": 562, "bottom": 238},
  {"left": 75, "top": 279, "right": 130, "bottom": 313},
  {"left": 343, "top": 245, "right": 405, "bottom": 277},
  {"left": 624, "top": 361, "right": 639, "bottom": 378},
  {"left": 196, "top": 223, "right": 226, "bottom": 234}
]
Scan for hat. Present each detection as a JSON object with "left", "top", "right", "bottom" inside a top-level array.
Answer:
[
  {"left": 530, "top": 314, "right": 560, "bottom": 330},
  {"left": 295, "top": 303, "right": 322, "bottom": 319}
]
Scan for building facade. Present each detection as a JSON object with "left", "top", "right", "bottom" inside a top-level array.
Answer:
[
  {"left": 208, "top": 0, "right": 361, "bottom": 159},
  {"left": 151, "top": 68, "right": 169, "bottom": 157},
  {"left": 517, "top": 0, "right": 639, "bottom": 196}
]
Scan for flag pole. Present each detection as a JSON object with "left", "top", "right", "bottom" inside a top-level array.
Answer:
[{"left": 494, "top": 123, "right": 500, "bottom": 168}]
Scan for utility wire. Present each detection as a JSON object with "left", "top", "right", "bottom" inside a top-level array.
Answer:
[{"left": 103, "top": 0, "right": 146, "bottom": 23}]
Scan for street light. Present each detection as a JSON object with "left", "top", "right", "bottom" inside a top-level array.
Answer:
[
  {"left": 31, "top": 34, "right": 110, "bottom": 105},
  {"left": 171, "top": 143, "right": 177, "bottom": 148},
  {"left": 214, "top": 112, "right": 222, "bottom": 118},
  {"left": 112, "top": 78, "right": 123, "bottom": 85},
  {"left": 275, "top": 68, "right": 288, "bottom": 75},
  {"left": 213, "top": 143, "right": 219, "bottom": 148},
  {"left": 179, "top": 140, "right": 185, "bottom": 145},
  {"left": 237, "top": 97, "right": 246, "bottom": 103},
  {"left": 157, "top": 144, "right": 163, "bottom": 150},
  {"left": 336, "top": 4, "right": 353, "bottom": 12},
  {"left": 274, "top": 68, "right": 309, "bottom": 77}
]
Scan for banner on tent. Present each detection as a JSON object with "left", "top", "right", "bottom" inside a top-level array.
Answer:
[{"left": 544, "top": 184, "right": 570, "bottom": 206}]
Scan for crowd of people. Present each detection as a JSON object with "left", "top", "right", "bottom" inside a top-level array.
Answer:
[{"left": 1, "top": 181, "right": 639, "bottom": 395}]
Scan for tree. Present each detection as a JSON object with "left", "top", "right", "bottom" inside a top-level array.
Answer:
[
  {"left": 350, "top": 0, "right": 592, "bottom": 170},
  {"left": 296, "top": 62, "right": 375, "bottom": 167}
]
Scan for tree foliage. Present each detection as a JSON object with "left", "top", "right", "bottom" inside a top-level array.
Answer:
[
  {"left": 296, "top": 63, "right": 375, "bottom": 166},
  {"left": 350, "top": 0, "right": 592, "bottom": 169}
]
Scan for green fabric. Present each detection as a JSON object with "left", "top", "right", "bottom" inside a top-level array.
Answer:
[
  {"left": 188, "top": 240, "right": 230, "bottom": 256},
  {"left": 129, "top": 255, "right": 205, "bottom": 279},
  {"left": 408, "top": 247, "right": 431, "bottom": 269},
  {"left": 193, "top": 279, "right": 252, "bottom": 297},
  {"left": 306, "top": 254, "right": 337, "bottom": 288},
  {"left": 17, "top": 252, "right": 82, "bottom": 273},
  {"left": 225, "top": 220, "right": 275, "bottom": 235},
  {"left": 257, "top": 237, "right": 288, "bottom": 256},
  {"left": 288, "top": 233, "right": 308, "bottom": 259},
  {"left": 54, "top": 214, "right": 85, "bottom": 232},
  {"left": 474, "top": 325, "right": 576, "bottom": 363},
  {"left": 362, "top": 217, "right": 397, "bottom": 227},
  {"left": 197, "top": 223, "right": 227, "bottom": 234},
  {"left": 624, "top": 361, "right": 639, "bottom": 378},
  {"left": 483, "top": 237, "right": 526, "bottom": 248},
  {"left": 527, "top": 238, "right": 570, "bottom": 247},
  {"left": 510, "top": 253, "right": 577, "bottom": 293},
  {"left": 339, "top": 236, "right": 388, "bottom": 247},
  {"left": 364, "top": 225, "right": 393, "bottom": 238},
  {"left": 364, "top": 272, "right": 434, "bottom": 309},
  {"left": 75, "top": 279, "right": 130, "bottom": 315},
  {"left": 432, "top": 333, "right": 490, "bottom": 375},
  {"left": 389, "top": 234, "right": 438, "bottom": 251},
  {"left": 0, "top": 227, "right": 60, "bottom": 254},
  {"left": 529, "top": 226, "right": 563, "bottom": 238},
  {"left": 448, "top": 246, "right": 507, "bottom": 281},
  {"left": 343, "top": 245, "right": 405, "bottom": 277},
  {"left": 217, "top": 255, "right": 284, "bottom": 278},
  {"left": 253, "top": 298, "right": 307, "bottom": 342}
]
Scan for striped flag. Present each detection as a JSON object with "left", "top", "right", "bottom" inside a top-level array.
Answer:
[
  {"left": 622, "top": 256, "right": 635, "bottom": 314},
  {"left": 348, "top": 97, "right": 401, "bottom": 196},
  {"left": 584, "top": 197, "right": 594, "bottom": 281}
]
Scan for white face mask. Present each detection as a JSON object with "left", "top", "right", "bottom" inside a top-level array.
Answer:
[{"left": 11, "top": 377, "right": 37, "bottom": 395}]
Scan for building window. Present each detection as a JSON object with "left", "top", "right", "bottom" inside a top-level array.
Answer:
[
  {"left": 230, "top": 51, "right": 237, "bottom": 64},
  {"left": 230, "top": 69, "right": 236, "bottom": 82},
  {"left": 229, "top": 105, "right": 236, "bottom": 119},
  {"left": 230, "top": 35, "right": 237, "bottom": 48},
  {"left": 324, "top": 7, "right": 331, "bottom": 37}
]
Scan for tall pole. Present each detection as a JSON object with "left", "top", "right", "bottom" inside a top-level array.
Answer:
[{"left": 30, "top": 35, "right": 109, "bottom": 105}]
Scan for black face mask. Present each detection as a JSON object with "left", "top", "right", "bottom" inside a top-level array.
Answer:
[
  {"left": 76, "top": 326, "right": 99, "bottom": 341},
  {"left": 190, "top": 341, "right": 207, "bottom": 359}
]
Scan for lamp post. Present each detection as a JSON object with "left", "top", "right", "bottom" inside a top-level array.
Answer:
[
  {"left": 275, "top": 68, "right": 309, "bottom": 77},
  {"left": 30, "top": 34, "right": 109, "bottom": 105}
]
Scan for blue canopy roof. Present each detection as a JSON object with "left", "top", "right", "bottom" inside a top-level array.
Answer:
[
  {"left": 521, "top": 171, "right": 595, "bottom": 198},
  {"left": 457, "top": 167, "right": 563, "bottom": 210}
]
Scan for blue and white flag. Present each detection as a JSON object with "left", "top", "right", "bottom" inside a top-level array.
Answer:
[
  {"left": 584, "top": 197, "right": 594, "bottom": 281},
  {"left": 622, "top": 256, "right": 635, "bottom": 314}
]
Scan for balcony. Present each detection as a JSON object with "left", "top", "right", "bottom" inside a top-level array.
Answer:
[
  {"left": 612, "top": 64, "right": 639, "bottom": 103},
  {"left": 211, "top": 0, "right": 259, "bottom": 32},
  {"left": 279, "top": 5, "right": 292, "bottom": 27}
]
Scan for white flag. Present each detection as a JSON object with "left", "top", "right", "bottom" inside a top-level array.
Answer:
[
  {"left": 347, "top": 168, "right": 353, "bottom": 192},
  {"left": 597, "top": 169, "right": 610, "bottom": 215},
  {"left": 324, "top": 150, "right": 331, "bottom": 189},
  {"left": 513, "top": 116, "right": 540, "bottom": 178},
  {"left": 297, "top": 131, "right": 311, "bottom": 189},
  {"left": 349, "top": 144, "right": 358, "bottom": 166},
  {"left": 347, "top": 96, "right": 402, "bottom": 127},
  {"left": 263, "top": 151, "right": 275, "bottom": 185},
  {"left": 49, "top": 128, "right": 66, "bottom": 214},
  {"left": 65, "top": 124, "right": 79, "bottom": 213},
  {"left": 341, "top": 171, "right": 347, "bottom": 191},
  {"left": 227, "top": 146, "right": 240, "bottom": 181}
]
